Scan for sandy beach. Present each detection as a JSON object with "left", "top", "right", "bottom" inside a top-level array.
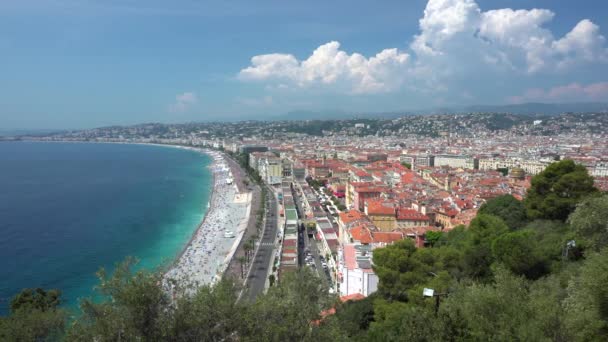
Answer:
[{"left": 163, "top": 149, "right": 251, "bottom": 296}]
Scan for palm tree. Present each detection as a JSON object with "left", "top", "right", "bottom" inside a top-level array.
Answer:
[
  {"left": 243, "top": 242, "right": 253, "bottom": 263},
  {"left": 237, "top": 256, "right": 247, "bottom": 279}
]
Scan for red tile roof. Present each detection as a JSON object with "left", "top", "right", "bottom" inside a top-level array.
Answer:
[{"left": 396, "top": 208, "right": 430, "bottom": 221}]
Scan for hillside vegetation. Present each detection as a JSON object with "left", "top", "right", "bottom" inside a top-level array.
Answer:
[{"left": 2, "top": 160, "right": 608, "bottom": 341}]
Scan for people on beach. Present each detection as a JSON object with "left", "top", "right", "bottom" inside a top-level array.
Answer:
[{"left": 162, "top": 152, "right": 251, "bottom": 297}]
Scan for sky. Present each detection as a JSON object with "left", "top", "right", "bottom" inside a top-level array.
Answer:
[{"left": 1, "top": 0, "right": 608, "bottom": 129}]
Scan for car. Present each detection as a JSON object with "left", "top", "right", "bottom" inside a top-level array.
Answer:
[{"left": 321, "top": 262, "right": 327, "bottom": 268}]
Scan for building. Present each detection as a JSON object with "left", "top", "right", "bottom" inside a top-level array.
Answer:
[
  {"left": 400, "top": 154, "right": 434, "bottom": 170},
  {"left": 262, "top": 157, "right": 283, "bottom": 185},
  {"left": 479, "top": 158, "right": 549, "bottom": 175},
  {"left": 292, "top": 163, "right": 306, "bottom": 181},
  {"left": 434, "top": 154, "right": 478, "bottom": 170},
  {"left": 364, "top": 200, "right": 396, "bottom": 231},
  {"left": 396, "top": 208, "right": 431, "bottom": 228},
  {"left": 239, "top": 145, "right": 268, "bottom": 155},
  {"left": 338, "top": 244, "right": 378, "bottom": 297}
]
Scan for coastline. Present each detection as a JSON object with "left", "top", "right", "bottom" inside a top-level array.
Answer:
[
  {"left": 163, "top": 149, "right": 252, "bottom": 295},
  {"left": 6, "top": 140, "right": 250, "bottom": 293}
]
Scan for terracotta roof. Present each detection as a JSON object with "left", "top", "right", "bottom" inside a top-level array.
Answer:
[
  {"left": 396, "top": 208, "right": 430, "bottom": 221},
  {"left": 349, "top": 225, "right": 373, "bottom": 244},
  {"left": 339, "top": 210, "right": 366, "bottom": 225},
  {"left": 366, "top": 200, "right": 396, "bottom": 216},
  {"left": 371, "top": 231, "right": 406, "bottom": 244},
  {"left": 341, "top": 293, "right": 365, "bottom": 302}
]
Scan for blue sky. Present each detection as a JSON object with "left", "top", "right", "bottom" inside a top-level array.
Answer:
[{"left": 1, "top": 0, "right": 608, "bottom": 129}]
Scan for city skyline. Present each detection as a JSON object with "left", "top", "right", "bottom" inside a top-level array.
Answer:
[{"left": 2, "top": 0, "right": 608, "bottom": 129}]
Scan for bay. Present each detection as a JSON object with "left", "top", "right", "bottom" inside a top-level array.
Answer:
[{"left": 0, "top": 142, "right": 212, "bottom": 315}]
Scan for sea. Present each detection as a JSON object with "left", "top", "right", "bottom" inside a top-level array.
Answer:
[{"left": 0, "top": 141, "right": 212, "bottom": 315}]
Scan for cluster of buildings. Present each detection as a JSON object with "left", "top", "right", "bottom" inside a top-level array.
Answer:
[
  {"left": 206, "top": 129, "right": 608, "bottom": 298},
  {"left": 16, "top": 113, "right": 608, "bottom": 298},
  {"left": 236, "top": 146, "right": 534, "bottom": 298}
]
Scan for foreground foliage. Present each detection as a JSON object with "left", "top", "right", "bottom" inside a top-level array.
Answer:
[{"left": 2, "top": 160, "right": 606, "bottom": 341}]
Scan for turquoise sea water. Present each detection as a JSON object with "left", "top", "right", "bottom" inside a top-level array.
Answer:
[{"left": 0, "top": 142, "right": 212, "bottom": 315}]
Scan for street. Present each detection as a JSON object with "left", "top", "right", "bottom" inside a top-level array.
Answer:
[{"left": 244, "top": 185, "right": 279, "bottom": 301}]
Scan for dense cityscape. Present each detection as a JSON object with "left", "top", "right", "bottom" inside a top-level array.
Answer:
[
  {"left": 3, "top": 0, "right": 608, "bottom": 339},
  {"left": 6, "top": 111, "right": 608, "bottom": 294}
]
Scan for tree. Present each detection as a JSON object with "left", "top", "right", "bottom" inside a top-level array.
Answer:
[
  {"left": 401, "top": 162, "right": 412, "bottom": 169},
  {"left": 0, "top": 288, "right": 66, "bottom": 341},
  {"left": 438, "top": 268, "right": 540, "bottom": 341},
  {"left": 525, "top": 159, "right": 597, "bottom": 221},
  {"left": 563, "top": 249, "right": 608, "bottom": 340},
  {"left": 463, "top": 214, "right": 509, "bottom": 279},
  {"left": 329, "top": 295, "right": 375, "bottom": 340},
  {"left": 568, "top": 194, "right": 608, "bottom": 252},
  {"left": 238, "top": 256, "right": 247, "bottom": 278},
  {"left": 244, "top": 241, "right": 254, "bottom": 263},
  {"left": 478, "top": 194, "right": 527, "bottom": 229},
  {"left": 372, "top": 240, "right": 452, "bottom": 302},
  {"left": 239, "top": 268, "right": 336, "bottom": 341},
  {"left": 492, "top": 229, "right": 547, "bottom": 279},
  {"left": 10, "top": 288, "right": 62, "bottom": 313},
  {"left": 68, "top": 258, "right": 169, "bottom": 341},
  {"left": 425, "top": 231, "right": 443, "bottom": 247}
]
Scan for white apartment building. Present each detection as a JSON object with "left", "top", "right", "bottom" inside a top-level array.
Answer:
[
  {"left": 434, "top": 155, "right": 477, "bottom": 169},
  {"left": 338, "top": 244, "right": 378, "bottom": 297},
  {"left": 479, "top": 158, "right": 549, "bottom": 175}
]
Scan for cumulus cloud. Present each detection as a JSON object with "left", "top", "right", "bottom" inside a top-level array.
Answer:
[
  {"left": 508, "top": 82, "right": 608, "bottom": 103},
  {"left": 168, "top": 92, "right": 198, "bottom": 113},
  {"left": 238, "top": 0, "right": 608, "bottom": 94},
  {"left": 239, "top": 41, "right": 410, "bottom": 94}
]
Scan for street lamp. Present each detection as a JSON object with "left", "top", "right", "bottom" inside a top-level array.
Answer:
[
  {"left": 562, "top": 240, "right": 576, "bottom": 261},
  {"left": 423, "top": 288, "right": 448, "bottom": 316}
]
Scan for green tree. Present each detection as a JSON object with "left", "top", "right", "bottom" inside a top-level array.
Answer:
[
  {"left": 10, "top": 288, "right": 62, "bottom": 313},
  {"left": 68, "top": 258, "right": 169, "bottom": 341},
  {"left": 463, "top": 214, "right": 509, "bottom": 279},
  {"left": 329, "top": 295, "right": 375, "bottom": 340},
  {"left": 240, "top": 268, "right": 336, "bottom": 341},
  {"left": 438, "top": 268, "right": 539, "bottom": 341},
  {"left": 478, "top": 194, "right": 528, "bottom": 229},
  {"left": 568, "top": 194, "right": 608, "bottom": 252},
  {"left": 164, "top": 279, "right": 243, "bottom": 341},
  {"left": 563, "top": 249, "right": 608, "bottom": 341},
  {"left": 425, "top": 231, "right": 443, "bottom": 247},
  {"left": 492, "top": 229, "right": 547, "bottom": 279},
  {"left": 237, "top": 256, "right": 247, "bottom": 278},
  {"left": 0, "top": 288, "right": 66, "bottom": 341},
  {"left": 525, "top": 159, "right": 597, "bottom": 221}
]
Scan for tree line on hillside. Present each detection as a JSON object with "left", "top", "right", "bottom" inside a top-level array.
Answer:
[{"left": 2, "top": 159, "right": 608, "bottom": 341}]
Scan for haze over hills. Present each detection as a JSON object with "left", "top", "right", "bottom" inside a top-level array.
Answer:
[{"left": 273, "top": 102, "right": 608, "bottom": 121}]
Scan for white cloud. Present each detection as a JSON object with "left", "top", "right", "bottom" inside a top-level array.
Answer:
[
  {"left": 238, "top": 0, "right": 608, "bottom": 95},
  {"left": 508, "top": 82, "right": 608, "bottom": 103},
  {"left": 168, "top": 92, "right": 198, "bottom": 113},
  {"left": 239, "top": 41, "right": 410, "bottom": 94}
]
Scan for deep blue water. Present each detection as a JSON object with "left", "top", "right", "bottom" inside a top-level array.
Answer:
[{"left": 0, "top": 142, "right": 212, "bottom": 315}]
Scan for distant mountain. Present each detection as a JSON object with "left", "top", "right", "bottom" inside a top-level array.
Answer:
[
  {"left": 271, "top": 102, "right": 608, "bottom": 121},
  {"left": 272, "top": 110, "right": 411, "bottom": 121},
  {"left": 0, "top": 129, "right": 65, "bottom": 137},
  {"left": 457, "top": 102, "right": 608, "bottom": 116}
]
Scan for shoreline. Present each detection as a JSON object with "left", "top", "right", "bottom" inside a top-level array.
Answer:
[
  {"left": 6, "top": 140, "right": 249, "bottom": 291},
  {"left": 162, "top": 149, "right": 252, "bottom": 294}
]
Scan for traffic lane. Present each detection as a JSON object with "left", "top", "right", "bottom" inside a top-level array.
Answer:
[
  {"left": 245, "top": 188, "right": 279, "bottom": 300},
  {"left": 305, "top": 236, "right": 328, "bottom": 286}
]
